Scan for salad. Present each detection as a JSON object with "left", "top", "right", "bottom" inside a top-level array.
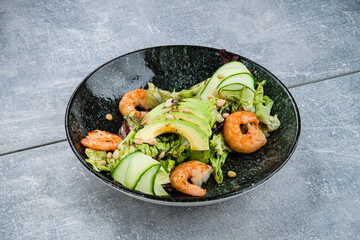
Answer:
[{"left": 80, "top": 59, "right": 280, "bottom": 197}]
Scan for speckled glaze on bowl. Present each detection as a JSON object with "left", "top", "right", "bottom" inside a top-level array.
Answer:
[{"left": 65, "top": 45, "right": 300, "bottom": 206}]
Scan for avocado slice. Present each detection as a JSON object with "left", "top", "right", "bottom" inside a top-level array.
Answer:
[
  {"left": 173, "top": 104, "right": 212, "bottom": 124},
  {"left": 141, "top": 102, "right": 167, "bottom": 124},
  {"left": 175, "top": 98, "right": 208, "bottom": 109},
  {"left": 150, "top": 112, "right": 212, "bottom": 136},
  {"left": 141, "top": 100, "right": 212, "bottom": 125},
  {"left": 135, "top": 119, "right": 209, "bottom": 151}
]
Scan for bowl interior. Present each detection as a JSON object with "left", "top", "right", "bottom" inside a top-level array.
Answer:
[{"left": 66, "top": 45, "right": 300, "bottom": 203}]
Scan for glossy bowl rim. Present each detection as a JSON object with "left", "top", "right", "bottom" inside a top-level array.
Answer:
[{"left": 65, "top": 44, "right": 301, "bottom": 205}]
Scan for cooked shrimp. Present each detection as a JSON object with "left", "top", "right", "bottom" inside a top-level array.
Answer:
[
  {"left": 223, "top": 111, "right": 267, "bottom": 153},
  {"left": 119, "top": 89, "right": 151, "bottom": 119},
  {"left": 81, "top": 130, "right": 122, "bottom": 151},
  {"left": 170, "top": 161, "right": 213, "bottom": 197}
]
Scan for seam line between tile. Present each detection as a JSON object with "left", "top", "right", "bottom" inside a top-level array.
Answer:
[
  {"left": 0, "top": 139, "right": 67, "bottom": 157},
  {"left": 288, "top": 70, "right": 360, "bottom": 89}
]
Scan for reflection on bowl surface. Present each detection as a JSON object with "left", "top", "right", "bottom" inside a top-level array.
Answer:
[{"left": 65, "top": 45, "right": 300, "bottom": 206}]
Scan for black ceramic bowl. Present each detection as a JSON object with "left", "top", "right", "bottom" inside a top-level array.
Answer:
[{"left": 65, "top": 45, "right": 300, "bottom": 206}]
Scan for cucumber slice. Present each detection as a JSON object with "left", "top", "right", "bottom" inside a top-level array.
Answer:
[
  {"left": 111, "top": 151, "right": 160, "bottom": 189},
  {"left": 239, "top": 87, "right": 256, "bottom": 112},
  {"left": 200, "top": 61, "right": 250, "bottom": 100},
  {"left": 154, "top": 171, "right": 170, "bottom": 197},
  {"left": 241, "top": 87, "right": 255, "bottom": 102},
  {"left": 155, "top": 167, "right": 171, "bottom": 185},
  {"left": 217, "top": 73, "right": 255, "bottom": 92},
  {"left": 218, "top": 83, "right": 244, "bottom": 98},
  {"left": 218, "top": 82, "right": 252, "bottom": 98},
  {"left": 218, "top": 83, "right": 247, "bottom": 92},
  {"left": 154, "top": 182, "right": 170, "bottom": 197},
  {"left": 111, "top": 151, "right": 136, "bottom": 185},
  {"left": 111, "top": 151, "right": 171, "bottom": 196},
  {"left": 135, "top": 164, "right": 161, "bottom": 195},
  {"left": 125, "top": 153, "right": 161, "bottom": 189},
  {"left": 220, "top": 89, "right": 239, "bottom": 98}
]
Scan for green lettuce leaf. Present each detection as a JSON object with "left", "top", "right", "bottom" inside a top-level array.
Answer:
[
  {"left": 219, "top": 96, "right": 242, "bottom": 113},
  {"left": 117, "top": 130, "right": 138, "bottom": 160},
  {"left": 209, "top": 133, "right": 232, "bottom": 184},
  {"left": 117, "top": 132, "right": 191, "bottom": 165},
  {"left": 83, "top": 131, "right": 190, "bottom": 173},
  {"left": 85, "top": 148, "right": 120, "bottom": 173},
  {"left": 145, "top": 83, "right": 173, "bottom": 109},
  {"left": 145, "top": 80, "right": 207, "bottom": 108},
  {"left": 161, "top": 159, "right": 176, "bottom": 173},
  {"left": 135, "top": 135, "right": 190, "bottom": 164},
  {"left": 118, "top": 115, "right": 141, "bottom": 139},
  {"left": 254, "top": 80, "right": 280, "bottom": 134}
]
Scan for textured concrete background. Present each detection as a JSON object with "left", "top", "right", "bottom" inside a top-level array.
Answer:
[{"left": 1, "top": 0, "right": 359, "bottom": 239}]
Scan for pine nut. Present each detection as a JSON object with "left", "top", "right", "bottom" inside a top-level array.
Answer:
[
  {"left": 228, "top": 171, "right": 236, "bottom": 178},
  {"left": 207, "top": 95, "right": 215, "bottom": 99},
  {"left": 99, "top": 160, "right": 107, "bottom": 165},
  {"left": 134, "top": 139, "right": 143, "bottom": 145},
  {"left": 180, "top": 109, "right": 190, "bottom": 113},
  {"left": 216, "top": 99, "right": 226, "bottom": 107},
  {"left": 217, "top": 73, "right": 225, "bottom": 79},
  {"left": 165, "top": 98, "right": 173, "bottom": 108},
  {"left": 222, "top": 113, "right": 229, "bottom": 118},
  {"left": 107, "top": 152, "right": 112, "bottom": 159},
  {"left": 166, "top": 114, "right": 175, "bottom": 119},
  {"left": 219, "top": 92, "right": 226, "bottom": 99},
  {"left": 105, "top": 113, "right": 113, "bottom": 121},
  {"left": 148, "top": 138, "right": 157, "bottom": 145},
  {"left": 213, "top": 88, "right": 218, "bottom": 96},
  {"left": 112, "top": 149, "right": 120, "bottom": 160}
]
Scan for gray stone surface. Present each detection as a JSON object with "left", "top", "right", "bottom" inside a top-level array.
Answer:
[
  {"left": 1, "top": 0, "right": 360, "bottom": 154},
  {"left": 1, "top": 74, "right": 359, "bottom": 240}
]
